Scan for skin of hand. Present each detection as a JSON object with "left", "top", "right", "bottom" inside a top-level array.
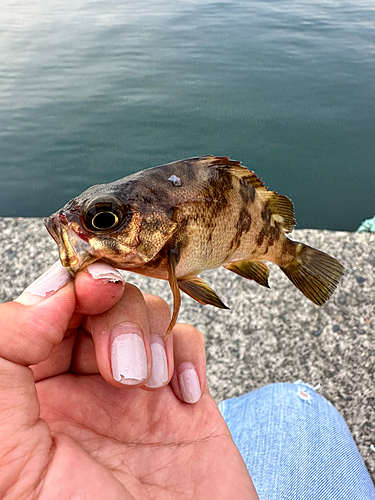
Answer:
[{"left": 0, "top": 261, "right": 259, "bottom": 500}]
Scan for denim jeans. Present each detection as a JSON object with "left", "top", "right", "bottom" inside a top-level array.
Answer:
[{"left": 219, "top": 382, "right": 375, "bottom": 500}]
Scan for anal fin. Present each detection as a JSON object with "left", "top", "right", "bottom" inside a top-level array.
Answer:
[
  {"left": 178, "top": 277, "right": 229, "bottom": 309},
  {"left": 224, "top": 260, "right": 270, "bottom": 288}
]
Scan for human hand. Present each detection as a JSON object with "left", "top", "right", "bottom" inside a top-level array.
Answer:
[{"left": 0, "top": 261, "right": 258, "bottom": 499}]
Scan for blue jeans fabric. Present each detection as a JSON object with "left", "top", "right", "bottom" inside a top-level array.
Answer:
[{"left": 219, "top": 382, "right": 375, "bottom": 500}]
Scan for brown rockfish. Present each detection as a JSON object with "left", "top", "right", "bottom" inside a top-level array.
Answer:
[{"left": 46, "top": 156, "right": 344, "bottom": 336}]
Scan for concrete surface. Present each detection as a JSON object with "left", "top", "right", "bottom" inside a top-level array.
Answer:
[{"left": 0, "top": 217, "right": 374, "bottom": 479}]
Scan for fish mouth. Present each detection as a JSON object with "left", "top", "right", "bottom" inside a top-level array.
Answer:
[{"left": 45, "top": 213, "right": 97, "bottom": 276}]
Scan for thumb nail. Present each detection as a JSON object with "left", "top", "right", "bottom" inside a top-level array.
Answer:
[{"left": 15, "top": 261, "right": 70, "bottom": 305}]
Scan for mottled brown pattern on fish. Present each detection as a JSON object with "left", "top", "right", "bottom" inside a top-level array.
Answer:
[
  {"left": 239, "top": 177, "right": 256, "bottom": 205},
  {"left": 229, "top": 207, "right": 252, "bottom": 253},
  {"left": 262, "top": 225, "right": 280, "bottom": 253},
  {"left": 202, "top": 167, "right": 234, "bottom": 216},
  {"left": 165, "top": 165, "right": 237, "bottom": 271},
  {"left": 261, "top": 204, "right": 272, "bottom": 224},
  {"left": 256, "top": 228, "right": 266, "bottom": 247},
  {"left": 46, "top": 155, "right": 344, "bottom": 320}
]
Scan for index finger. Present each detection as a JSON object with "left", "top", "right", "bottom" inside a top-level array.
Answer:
[
  {"left": 74, "top": 261, "right": 126, "bottom": 316},
  {"left": 31, "top": 261, "right": 126, "bottom": 380}
]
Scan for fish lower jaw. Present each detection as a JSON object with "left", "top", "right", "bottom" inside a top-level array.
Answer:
[{"left": 58, "top": 248, "right": 99, "bottom": 276}]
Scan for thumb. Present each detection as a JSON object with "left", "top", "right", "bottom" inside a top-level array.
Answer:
[
  {"left": 0, "top": 261, "right": 75, "bottom": 366},
  {"left": 0, "top": 262, "right": 75, "bottom": 498}
]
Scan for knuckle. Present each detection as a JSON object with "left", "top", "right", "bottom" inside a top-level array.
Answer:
[
  {"left": 124, "top": 282, "right": 145, "bottom": 300},
  {"left": 145, "top": 294, "right": 171, "bottom": 316},
  {"left": 174, "top": 323, "right": 205, "bottom": 346}
]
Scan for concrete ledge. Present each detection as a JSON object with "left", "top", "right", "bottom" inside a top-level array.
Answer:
[{"left": 0, "top": 217, "right": 374, "bottom": 478}]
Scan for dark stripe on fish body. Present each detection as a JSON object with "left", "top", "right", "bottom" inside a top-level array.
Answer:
[
  {"left": 239, "top": 207, "right": 252, "bottom": 232},
  {"left": 264, "top": 224, "right": 279, "bottom": 249},
  {"left": 256, "top": 228, "right": 265, "bottom": 247},
  {"left": 204, "top": 168, "right": 234, "bottom": 215},
  {"left": 207, "top": 229, "right": 213, "bottom": 244},
  {"left": 239, "top": 177, "right": 256, "bottom": 205},
  {"left": 218, "top": 168, "right": 235, "bottom": 198},
  {"left": 229, "top": 207, "right": 252, "bottom": 252},
  {"left": 256, "top": 224, "right": 280, "bottom": 253},
  {"left": 261, "top": 204, "right": 272, "bottom": 223}
]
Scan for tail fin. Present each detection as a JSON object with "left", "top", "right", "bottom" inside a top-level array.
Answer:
[{"left": 280, "top": 243, "right": 345, "bottom": 306}]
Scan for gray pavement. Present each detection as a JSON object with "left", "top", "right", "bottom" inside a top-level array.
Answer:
[{"left": 0, "top": 217, "right": 374, "bottom": 478}]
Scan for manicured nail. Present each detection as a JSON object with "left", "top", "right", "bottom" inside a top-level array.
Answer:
[
  {"left": 178, "top": 362, "right": 201, "bottom": 404},
  {"left": 111, "top": 324, "right": 147, "bottom": 385},
  {"left": 145, "top": 335, "right": 168, "bottom": 388},
  {"left": 87, "top": 262, "right": 125, "bottom": 283},
  {"left": 15, "top": 260, "right": 70, "bottom": 305}
]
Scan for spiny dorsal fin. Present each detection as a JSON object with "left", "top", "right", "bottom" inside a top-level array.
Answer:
[
  {"left": 210, "top": 157, "right": 266, "bottom": 190},
  {"left": 207, "top": 156, "right": 295, "bottom": 233},
  {"left": 178, "top": 276, "right": 229, "bottom": 309},
  {"left": 224, "top": 260, "right": 270, "bottom": 288}
]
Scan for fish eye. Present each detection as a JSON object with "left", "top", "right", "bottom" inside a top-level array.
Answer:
[
  {"left": 91, "top": 211, "right": 119, "bottom": 230},
  {"left": 82, "top": 197, "right": 126, "bottom": 232}
]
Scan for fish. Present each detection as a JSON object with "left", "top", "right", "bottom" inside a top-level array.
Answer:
[{"left": 45, "top": 155, "right": 345, "bottom": 337}]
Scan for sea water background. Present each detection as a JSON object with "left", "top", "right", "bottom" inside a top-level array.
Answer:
[{"left": 0, "top": 0, "right": 374, "bottom": 230}]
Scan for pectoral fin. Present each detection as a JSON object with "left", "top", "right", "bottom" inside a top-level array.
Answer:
[
  {"left": 178, "top": 277, "right": 229, "bottom": 309},
  {"left": 165, "top": 246, "right": 181, "bottom": 339},
  {"left": 224, "top": 260, "right": 270, "bottom": 288}
]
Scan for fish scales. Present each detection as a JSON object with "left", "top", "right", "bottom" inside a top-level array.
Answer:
[
  {"left": 46, "top": 155, "right": 345, "bottom": 337},
  {"left": 172, "top": 166, "right": 279, "bottom": 277}
]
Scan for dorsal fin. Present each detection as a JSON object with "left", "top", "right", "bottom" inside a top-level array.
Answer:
[
  {"left": 257, "top": 191, "right": 295, "bottom": 233},
  {"left": 210, "top": 157, "right": 266, "bottom": 190},
  {"left": 208, "top": 156, "right": 295, "bottom": 233}
]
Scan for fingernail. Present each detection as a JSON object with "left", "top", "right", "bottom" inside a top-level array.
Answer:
[
  {"left": 15, "top": 260, "right": 70, "bottom": 305},
  {"left": 178, "top": 362, "right": 201, "bottom": 404},
  {"left": 111, "top": 324, "right": 147, "bottom": 385},
  {"left": 87, "top": 262, "right": 125, "bottom": 284},
  {"left": 145, "top": 335, "right": 168, "bottom": 388}
]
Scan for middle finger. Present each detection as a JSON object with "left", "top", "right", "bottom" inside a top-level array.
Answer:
[{"left": 76, "top": 284, "right": 173, "bottom": 389}]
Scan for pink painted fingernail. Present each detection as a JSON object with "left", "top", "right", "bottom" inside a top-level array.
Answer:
[
  {"left": 87, "top": 262, "right": 125, "bottom": 284},
  {"left": 178, "top": 362, "right": 201, "bottom": 404},
  {"left": 110, "top": 324, "right": 147, "bottom": 385},
  {"left": 145, "top": 335, "right": 168, "bottom": 388},
  {"left": 15, "top": 260, "right": 71, "bottom": 305}
]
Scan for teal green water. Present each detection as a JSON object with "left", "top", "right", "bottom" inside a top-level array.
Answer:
[{"left": 1, "top": 0, "right": 374, "bottom": 230}]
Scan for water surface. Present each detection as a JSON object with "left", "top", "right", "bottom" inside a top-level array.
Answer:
[{"left": 1, "top": 0, "right": 374, "bottom": 230}]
